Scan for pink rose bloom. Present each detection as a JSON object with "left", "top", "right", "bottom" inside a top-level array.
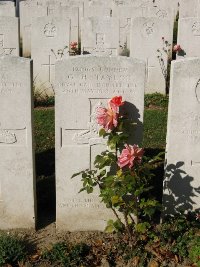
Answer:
[
  {"left": 96, "top": 107, "right": 118, "bottom": 131},
  {"left": 173, "top": 44, "right": 182, "bottom": 52},
  {"left": 117, "top": 144, "right": 144, "bottom": 169},
  {"left": 109, "top": 96, "right": 124, "bottom": 113}
]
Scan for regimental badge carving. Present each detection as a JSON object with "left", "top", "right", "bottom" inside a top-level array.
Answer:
[
  {"left": 192, "top": 22, "right": 200, "bottom": 36},
  {"left": 142, "top": 21, "right": 155, "bottom": 36},
  {"left": 195, "top": 78, "right": 200, "bottom": 103},
  {"left": 0, "top": 130, "right": 17, "bottom": 144},
  {"left": 44, "top": 22, "right": 57, "bottom": 37},
  {"left": 72, "top": 101, "right": 107, "bottom": 145},
  {"left": 156, "top": 9, "right": 167, "bottom": 19}
]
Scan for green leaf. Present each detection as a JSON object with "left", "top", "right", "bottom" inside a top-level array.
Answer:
[
  {"left": 99, "top": 128, "right": 106, "bottom": 137},
  {"left": 71, "top": 171, "right": 82, "bottom": 178}
]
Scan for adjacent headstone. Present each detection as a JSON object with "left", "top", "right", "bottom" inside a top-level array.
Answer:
[
  {"left": 31, "top": 16, "right": 70, "bottom": 96},
  {"left": 0, "top": 56, "right": 36, "bottom": 229},
  {"left": 163, "top": 58, "right": 200, "bottom": 215},
  {"left": 0, "top": 1, "right": 16, "bottom": 17},
  {"left": 20, "top": 1, "right": 78, "bottom": 57},
  {"left": 179, "top": 0, "right": 200, "bottom": 18},
  {"left": 81, "top": 17, "right": 120, "bottom": 56},
  {"left": 55, "top": 55, "right": 145, "bottom": 231},
  {"left": 20, "top": 1, "right": 45, "bottom": 57},
  {"left": 130, "top": 17, "right": 172, "bottom": 94},
  {"left": 112, "top": 6, "right": 148, "bottom": 51},
  {"left": 0, "top": 17, "right": 19, "bottom": 57},
  {"left": 177, "top": 18, "right": 200, "bottom": 58}
]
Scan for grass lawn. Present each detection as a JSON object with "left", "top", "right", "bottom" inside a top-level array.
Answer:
[{"left": 34, "top": 97, "right": 168, "bottom": 154}]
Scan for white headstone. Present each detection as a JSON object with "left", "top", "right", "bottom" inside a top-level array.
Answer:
[
  {"left": 0, "top": 17, "right": 19, "bottom": 57},
  {"left": 177, "top": 18, "right": 200, "bottom": 58},
  {"left": 112, "top": 6, "right": 148, "bottom": 51},
  {"left": 0, "top": 1, "right": 16, "bottom": 16},
  {"left": 163, "top": 58, "right": 200, "bottom": 215},
  {"left": 130, "top": 17, "right": 172, "bottom": 94},
  {"left": 81, "top": 17, "right": 120, "bottom": 56},
  {"left": 179, "top": 0, "right": 200, "bottom": 18},
  {"left": 31, "top": 16, "right": 70, "bottom": 96},
  {"left": 0, "top": 56, "right": 36, "bottom": 229},
  {"left": 20, "top": 1, "right": 78, "bottom": 57},
  {"left": 55, "top": 55, "right": 145, "bottom": 231}
]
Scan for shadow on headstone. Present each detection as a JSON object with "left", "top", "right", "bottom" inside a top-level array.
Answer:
[
  {"left": 121, "top": 101, "right": 143, "bottom": 145},
  {"left": 163, "top": 161, "right": 200, "bottom": 215},
  {"left": 35, "top": 149, "right": 56, "bottom": 229}
]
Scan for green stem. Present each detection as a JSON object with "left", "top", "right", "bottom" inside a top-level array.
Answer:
[
  {"left": 124, "top": 212, "right": 132, "bottom": 239},
  {"left": 111, "top": 207, "right": 124, "bottom": 226}
]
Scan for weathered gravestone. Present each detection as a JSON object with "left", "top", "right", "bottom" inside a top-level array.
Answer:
[
  {"left": 81, "top": 17, "right": 120, "bottom": 56},
  {"left": 177, "top": 18, "right": 200, "bottom": 58},
  {"left": 163, "top": 58, "right": 200, "bottom": 215},
  {"left": 113, "top": 3, "right": 174, "bottom": 55},
  {"left": 0, "top": 56, "right": 36, "bottom": 229},
  {"left": 130, "top": 17, "right": 172, "bottom": 94},
  {"left": 112, "top": 6, "right": 149, "bottom": 52},
  {"left": 20, "top": 1, "right": 78, "bottom": 57},
  {"left": 31, "top": 16, "right": 70, "bottom": 96},
  {"left": 55, "top": 56, "right": 145, "bottom": 231},
  {"left": 0, "top": 1, "right": 16, "bottom": 17},
  {"left": 179, "top": 0, "right": 200, "bottom": 18},
  {"left": 0, "top": 17, "right": 19, "bottom": 57}
]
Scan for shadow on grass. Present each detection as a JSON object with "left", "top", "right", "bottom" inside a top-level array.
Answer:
[
  {"left": 144, "top": 148, "right": 165, "bottom": 222},
  {"left": 35, "top": 149, "right": 56, "bottom": 229}
]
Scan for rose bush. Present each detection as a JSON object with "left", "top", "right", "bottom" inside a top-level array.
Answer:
[{"left": 72, "top": 96, "right": 163, "bottom": 237}]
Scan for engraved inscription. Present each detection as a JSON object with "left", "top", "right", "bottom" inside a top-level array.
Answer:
[
  {"left": 0, "top": 81, "right": 22, "bottom": 94},
  {"left": 59, "top": 197, "right": 103, "bottom": 209},
  {"left": 44, "top": 22, "right": 57, "bottom": 37},
  {"left": 0, "top": 130, "right": 16, "bottom": 144},
  {"left": 84, "top": 47, "right": 116, "bottom": 56},
  {"left": 142, "top": 21, "right": 155, "bottom": 36},
  {"left": 57, "top": 66, "right": 136, "bottom": 94},
  {"left": 171, "top": 112, "right": 200, "bottom": 145},
  {"left": 0, "top": 34, "right": 16, "bottom": 56},
  {"left": 192, "top": 22, "right": 200, "bottom": 36}
]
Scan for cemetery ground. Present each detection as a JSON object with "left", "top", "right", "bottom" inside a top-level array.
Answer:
[{"left": 0, "top": 94, "right": 199, "bottom": 267}]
